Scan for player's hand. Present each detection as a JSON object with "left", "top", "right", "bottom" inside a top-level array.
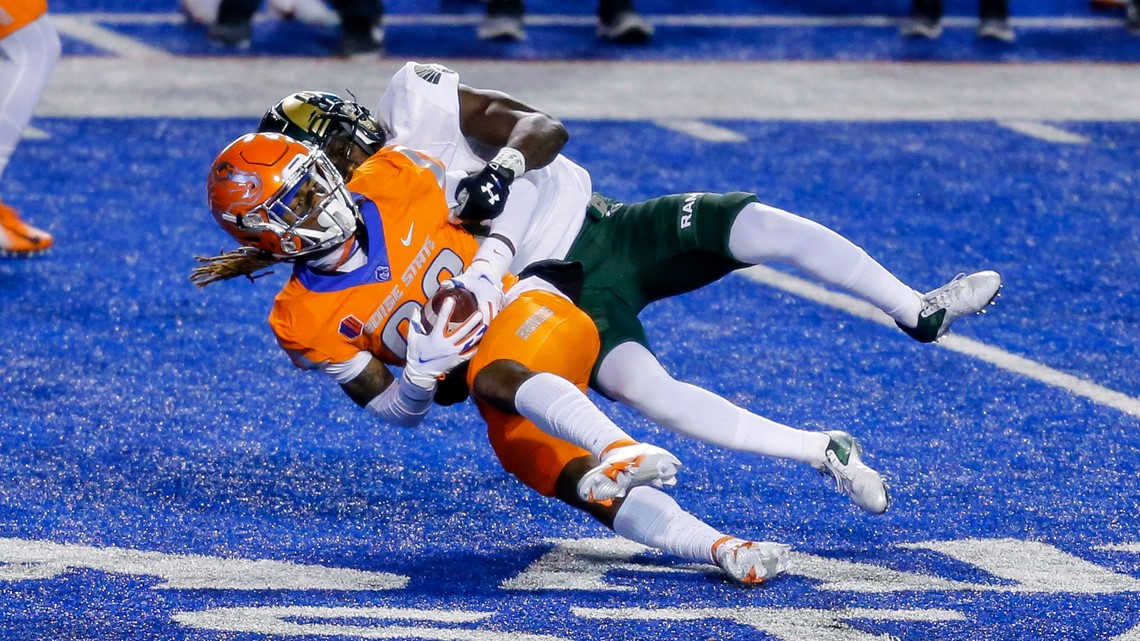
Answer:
[
  {"left": 402, "top": 298, "right": 485, "bottom": 390},
  {"left": 444, "top": 261, "right": 505, "bottom": 322},
  {"left": 454, "top": 162, "right": 515, "bottom": 222}
]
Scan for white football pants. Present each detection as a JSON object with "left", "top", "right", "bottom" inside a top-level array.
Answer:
[{"left": 0, "top": 15, "right": 60, "bottom": 183}]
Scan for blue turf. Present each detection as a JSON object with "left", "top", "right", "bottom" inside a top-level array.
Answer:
[
  {"left": 2, "top": 114, "right": 1139, "bottom": 639},
  {"left": 3, "top": 1, "right": 1140, "bottom": 638}
]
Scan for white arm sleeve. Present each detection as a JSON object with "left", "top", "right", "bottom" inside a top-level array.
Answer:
[
  {"left": 365, "top": 372, "right": 436, "bottom": 427},
  {"left": 317, "top": 352, "right": 435, "bottom": 427},
  {"left": 471, "top": 178, "right": 539, "bottom": 279}
]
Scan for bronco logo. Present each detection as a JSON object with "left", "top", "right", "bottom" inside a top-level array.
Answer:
[{"left": 209, "top": 161, "right": 263, "bottom": 217}]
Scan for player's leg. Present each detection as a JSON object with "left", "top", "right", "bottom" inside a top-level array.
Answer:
[
  {"left": 0, "top": 15, "right": 58, "bottom": 256},
  {"left": 726, "top": 200, "right": 1001, "bottom": 342},
  {"left": 596, "top": 341, "right": 889, "bottom": 514},
  {"left": 556, "top": 468, "right": 789, "bottom": 585},
  {"left": 467, "top": 289, "right": 680, "bottom": 502}
]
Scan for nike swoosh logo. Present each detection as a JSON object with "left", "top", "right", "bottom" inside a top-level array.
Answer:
[{"left": 400, "top": 223, "right": 414, "bottom": 247}]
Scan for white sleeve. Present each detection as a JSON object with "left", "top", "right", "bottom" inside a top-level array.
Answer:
[
  {"left": 318, "top": 351, "right": 435, "bottom": 427},
  {"left": 365, "top": 372, "right": 435, "bottom": 427},
  {"left": 471, "top": 178, "right": 539, "bottom": 278},
  {"left": 376, "top": 62, "right": 484, "bottom": 175},
  {"left": 316, "top": 351, "right": 374, "bottom": 385}
]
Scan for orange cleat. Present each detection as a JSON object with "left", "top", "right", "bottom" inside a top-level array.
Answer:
[
  {"left": 712, "top": 536, "right": 791, "bottom": 585},
  {"left": 0, "top": 201, "right": 53, "bottom": 257}
]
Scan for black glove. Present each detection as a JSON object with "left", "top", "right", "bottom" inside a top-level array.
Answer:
[{"left": 455, "top": 162, "right": 516, "bottom": 222}]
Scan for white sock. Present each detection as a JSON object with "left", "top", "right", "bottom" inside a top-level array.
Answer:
[
  {"left": 613, "top": 487, "right": 722, "bottom": 565},
  {"left": 728, "top": 201, "right": 922, "bottom": 327},
  {"left": 597, "top": 342, "right": 830, "bottom": 466},
  {"left": 514, "top": 372, "right": 632, "bottom": 459}
]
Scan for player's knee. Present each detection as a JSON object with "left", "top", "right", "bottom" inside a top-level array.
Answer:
[{"left": 472, "top": 359, "right": 536, "bottom": 414}]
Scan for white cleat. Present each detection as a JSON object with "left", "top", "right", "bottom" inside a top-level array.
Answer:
[
  {"left": 577, "top": 443, "right": 681, "bottom": 504},
  {"left": 815, "top": 430, "right": 890, "bottom": 514},
  {"left": 712, "top": 537, "right": 791, "bottom": 585},
  {"left": 899, "top": 270, "right": 1003, "bottom": 343},
  {"left": 179, "top": 0, "right": 220, "bottom": 24}
]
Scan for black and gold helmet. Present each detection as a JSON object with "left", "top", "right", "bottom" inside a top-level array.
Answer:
[{"left": 257, "top": 91, "right": 390, "bottom": 177}]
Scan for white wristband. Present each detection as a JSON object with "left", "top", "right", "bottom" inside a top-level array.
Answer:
[{"left": 489, "top": 147, "right": 526, "bottom": 177}]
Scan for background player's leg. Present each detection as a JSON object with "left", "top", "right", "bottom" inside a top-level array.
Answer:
[
  {"left": 726, "top": 201, "right": 922, "bottom": 327},
  {"left": 596, "top": 342, "right": 829, "bottom": 465}
]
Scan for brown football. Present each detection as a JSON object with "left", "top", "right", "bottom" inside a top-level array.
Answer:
[{"left": 421, "top": 287, "right": 479, "bottom": 333}]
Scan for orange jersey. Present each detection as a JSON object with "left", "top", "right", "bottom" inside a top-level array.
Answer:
[
  {"left": 269, "top": 146, "right": 480, "bottom": 370},
  {"left": 0, "top": 0, "right": 47, "bottom": 39},
  {"left": 467, "top": 289, "right": 601, "bottom": 497}
]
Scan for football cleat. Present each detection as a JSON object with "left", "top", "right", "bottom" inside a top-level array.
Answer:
[
  {"left": 815, "top": 431, "right": 889, "bottom": 514},
  {"left": 597, "top": 11, "right": 655, "bottom": 43},
  {"left": 577, "top": 442, "right": 681, "bottom": 504},
  {"left": 478, "top": 15, "right": 526, "bottom": 41},
  {"left": 900, "top": 16, "right": 943, "bottom": 39},
  {"left": 207, "top": 20, "right": 253, "bottom": 48},
  {"left": 976, "top": 18, "right": 1016, "bottom": 42},
  {"left": 898, "top": 270, "right": 1003, "bottom": 343},
  {"left": 0, "top": 202, "right": 52, "bottom": 257},
  {"left": 712, "top": 537, "right": 791, "bottom": 585}
]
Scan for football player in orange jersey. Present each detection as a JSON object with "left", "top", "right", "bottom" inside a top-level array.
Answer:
[
  {"left": 194, "top": 132, "right": 791, "bottom": 585},
  {"left": 0, "top": 0, "right": 58, "bottom": 256},
  {"left": 258, "top": 74, "right": 1006, "bottom": 519}
]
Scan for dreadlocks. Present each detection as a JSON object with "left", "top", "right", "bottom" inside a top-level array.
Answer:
[{"left": 190, "top": 246, "right": 282, "bottom": 287}]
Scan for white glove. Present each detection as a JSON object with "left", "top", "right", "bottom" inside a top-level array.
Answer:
[
  {"left": 402, "top": 298, "right": 485, "bottom": 390},
  {"left": 445, "top": 260, "right": 505, "bottom": 322}
]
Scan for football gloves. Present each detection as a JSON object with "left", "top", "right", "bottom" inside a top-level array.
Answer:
[
  {"left": 454, "top": 147, "right": 526, "bottom": 222},
  {"left": 402, "top": 298, "right": 485, "bottom": 390},
  {"left": 455, "top": 162, "right": 514, "bottom": 222},
  {"left": 445, "top": 260, "right": 506, "bottom": 322}
]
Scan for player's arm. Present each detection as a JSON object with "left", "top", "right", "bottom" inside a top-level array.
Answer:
[
  {"left": 451, "top": 85, "right": 569, "bottom": 222},
  {"left": 457, "top": 85, "right": 569, "bottom": 172},
  {"left": 336, "top": 299, "right": 484, "bottom": 426}
]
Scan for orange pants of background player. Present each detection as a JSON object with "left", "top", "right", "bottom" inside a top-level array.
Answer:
[
  {"left": 0, "top": 0, "right": 47, "bottom": 39},
  {"left": 466, "top": 289, "right": 600, "bottom": 497}
]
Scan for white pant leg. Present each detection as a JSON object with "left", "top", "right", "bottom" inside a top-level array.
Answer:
[
  {"left": 0, "top": 15, "right": 61, "bottom": 182},
  {"left": 596, "top": 341, "right": 829, "bottom": 466},
  {"left": 727, "top": 201, "right": 921, "bottom": 327}
]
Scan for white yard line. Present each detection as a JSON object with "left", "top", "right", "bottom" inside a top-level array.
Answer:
[
  {"left": 40, "top": 59, "right": 1140, "bottom": 121},
  {"left": 997, "top": 120, "right": 1091, "bottom": 144},
  {"left": 65, "top": 12, "right": 1128, "bottom": 30},
  {"left": 653, "top": 119, "right": 747, "bottom": 142},
  {"left": 51, "top": 14, "right": 171, "bottom": 59},
  {"left": 740, "top": 265, "right": 1140, "bottom": 419},
  {"left": 23, "top": 126, "right": 49, "bottom": 140}
]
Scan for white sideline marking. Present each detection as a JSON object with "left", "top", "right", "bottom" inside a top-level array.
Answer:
[
  {"left": 23, "top": 126, "right": 49, "bottom": 140},
  {"left": 175, "top": 607, "right": 569, "bottom": 640},
  {"left": 575, "top": 607, "right": 965, "bottom": 641},
  {"left": 0, "top": 537, "right": 407, "bottom": 590},
  {"left": 654, "top": 119, "right": 747, "bottom": 142},
  {"left": 51, "top": 15, "right": 172, "bottom": 58},
  {"left": 64, "top": 12, "right": 1128, "bottom": 30},
  {"left": 739, "top": 265, "right": 1140, "bottom": 418},
  {"left": 1098, "top": 543, "right": 1140, "bottom": 553},
  {"left": 998, "top": 120, "right": 1090, "bottom": 144}
]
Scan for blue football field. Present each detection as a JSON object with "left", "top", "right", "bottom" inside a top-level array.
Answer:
[{"left": 1, "top": 2, "right": 1139, "bottom": 640}]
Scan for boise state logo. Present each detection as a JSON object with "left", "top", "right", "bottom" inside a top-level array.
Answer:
[
  {"left": 209, "top": 161, "right": 263, "bottom": 216},
  {"left": 338, "top": 315, "right": 364, "bottom": 339},
  {"left": 374, "top": 265, "right": 391, "bottom": 282}
]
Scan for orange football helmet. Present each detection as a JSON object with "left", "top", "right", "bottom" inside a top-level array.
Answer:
[{"left": 207, "top": 132, "right": 358, "bottom": 258}]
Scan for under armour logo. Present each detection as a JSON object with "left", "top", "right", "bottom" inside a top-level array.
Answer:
[{"left": 481, "top": 182, "right": 500, "bottom": 205}]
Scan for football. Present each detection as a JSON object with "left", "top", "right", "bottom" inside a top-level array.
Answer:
[{"left": 421, "top": 287, "right": 479, "bottom": 334}]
